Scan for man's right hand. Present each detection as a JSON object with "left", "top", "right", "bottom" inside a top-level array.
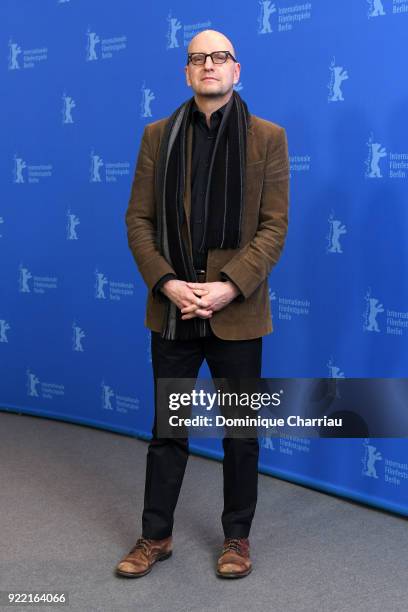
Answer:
[{"left": 161, "top": 279, "right": 213, "bottom": 319}]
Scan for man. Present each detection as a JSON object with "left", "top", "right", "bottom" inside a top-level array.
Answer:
[{"left": 116, "top": 29, "right": 289, "bottom": 579}]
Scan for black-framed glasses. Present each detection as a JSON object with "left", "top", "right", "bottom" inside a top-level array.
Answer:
[{"left": 187, "top": 51, "right": 237, "bottom": 66}]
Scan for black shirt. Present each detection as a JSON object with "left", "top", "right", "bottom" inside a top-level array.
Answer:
[
  {"left": 190, "top": 99, "right": 227, "bottom": 269},
  {"left": 153, "top": 100, "right": 241, "bottom": 301}
]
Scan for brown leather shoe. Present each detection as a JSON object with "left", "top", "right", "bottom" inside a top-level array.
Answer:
[
  {"left": 116, "top": 536, "right": 173, "bottom": 578},
  {"left": 216, "top": 537, "right": 252, "bottom": 578}
]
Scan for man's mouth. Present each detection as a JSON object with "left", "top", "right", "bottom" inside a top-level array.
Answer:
[{"left": 202, "top": 77, "right": 218, "bottom": 81}]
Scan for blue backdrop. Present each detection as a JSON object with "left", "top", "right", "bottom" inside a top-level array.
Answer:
[{"left": 1, "top": 0, "right": 408, "bottom": 516}]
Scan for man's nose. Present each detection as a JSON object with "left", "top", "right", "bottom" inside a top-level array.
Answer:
[{"left": 204, "top": 55, "right": 214, "bottom": 68}]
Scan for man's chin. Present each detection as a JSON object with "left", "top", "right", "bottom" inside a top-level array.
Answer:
[{"left": 195, "top": 88, "right": 229, "bottom": 99}]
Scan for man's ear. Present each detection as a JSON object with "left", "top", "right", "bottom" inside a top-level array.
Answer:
[{"left": 233, "top": 62, "right": 241, "bottom": 84}]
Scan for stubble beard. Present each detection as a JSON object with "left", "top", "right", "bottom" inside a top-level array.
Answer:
[{"left": 196, "top": 83, "right": 233, "bottom": 99}]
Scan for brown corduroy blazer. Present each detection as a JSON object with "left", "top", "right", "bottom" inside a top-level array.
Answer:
[{"left": 125, "top": 112, "right": 290, "bottom": 340}]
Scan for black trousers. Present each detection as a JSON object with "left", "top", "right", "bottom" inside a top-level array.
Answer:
[{"left": 142, "top": 329, "right": 262, "bottom": 540}]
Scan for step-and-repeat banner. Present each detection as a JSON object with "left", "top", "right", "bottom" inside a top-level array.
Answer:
[{"left": 1, "top": 0, "right": 407, "bottom": 516}]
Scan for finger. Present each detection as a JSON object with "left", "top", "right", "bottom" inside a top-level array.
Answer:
[
  {"left": 186, "top": 283, "right": 209, "bottom": 290},
  {"left": 188, "top": 291, "right": 208, "bottom": 296},
  {"left": 181, "top": 297, "right": 199, "bottom": 306},
  {"left": 184, "top": 289, "right": 208, "bottom": 301},
  {"left": 180, "top": 303, "right": 199, "bottom": 314},
  {"left": 181, "top": 293, "right": 210, "bottom": 309},
  {"left": 182, "top": 314, "right": 212, "bottom": 320},
  {"left": 182, "top": 308, "right": 213, "bottom": 320},
  {"left": 194, "top": 297, "right": 208, "bottom": 308},
  {"left": 196, "top": 309, "right": 213, "bottom": 319}
]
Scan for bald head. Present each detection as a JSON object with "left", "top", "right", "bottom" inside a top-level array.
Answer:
[
  {"left": 184, "top": 29, "right": 240, "bottom": 105},
  {"left": 187, "top": 29, "right": 236, "bottom": 57}
]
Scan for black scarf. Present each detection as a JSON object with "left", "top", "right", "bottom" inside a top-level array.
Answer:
[{"left": 155, "top": 90, "right": 250, "bottom": 340}]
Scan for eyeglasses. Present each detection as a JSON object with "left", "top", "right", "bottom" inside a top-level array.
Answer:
[{"left": 187, "top": 51, "right": 237, "bottom": 66}]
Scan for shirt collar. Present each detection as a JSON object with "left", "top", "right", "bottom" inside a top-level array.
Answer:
[{"left": 191, "top": 99, "right": 228, "bottom": 123}]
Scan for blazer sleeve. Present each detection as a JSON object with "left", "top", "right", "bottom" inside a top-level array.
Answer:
[
  {"left": 125, "top": 124, "right": 177, "bottom": 292},
  {"left": 220, "top": 126, "right": 289, "bottom": 300},
  {"left": 152, "top": 272, "right": 177, "bottom": 297}
]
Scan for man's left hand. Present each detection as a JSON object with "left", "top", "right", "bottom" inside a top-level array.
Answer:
[{"left": 180, "top": 281, "right": 240, "bottom": 320}]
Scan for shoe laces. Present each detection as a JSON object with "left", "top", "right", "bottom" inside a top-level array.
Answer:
[
  {"left": 222, "top": 538, "right": 245, "bottom": 554},
  {"left": 130, "top": 537, "right": 151, "bottom": 557}
]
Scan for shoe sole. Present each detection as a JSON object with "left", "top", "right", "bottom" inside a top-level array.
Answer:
[
  {"left": 216, "top": 566, "right": 252, "bottom": 579},
  {"left": 115, "top": 550, "right": 172, "bottom": 578}
]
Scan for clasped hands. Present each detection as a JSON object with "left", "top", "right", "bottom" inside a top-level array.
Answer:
[{"left": 161, "top": 279, "right": 239, "bottom": 320}]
